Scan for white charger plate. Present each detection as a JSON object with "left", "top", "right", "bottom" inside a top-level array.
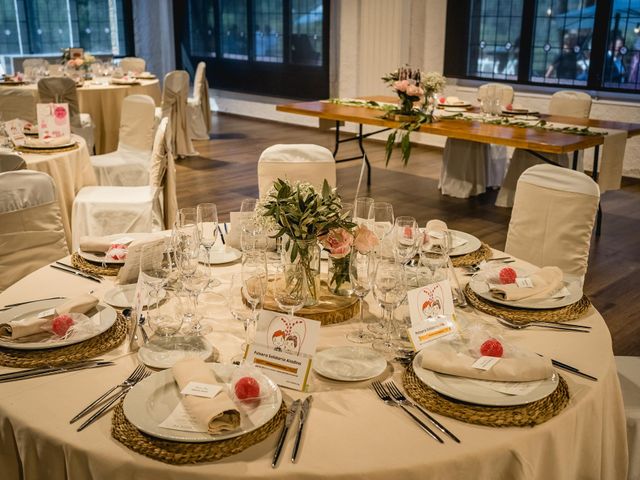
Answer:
[
  {"left": 199, "top": 246, "right": 242, "bottom": 265},
  {"left": 0, "top": 299, "right": 117, "bottom": 350},
  {"left": 313, "top": 346, "right": 387, "bottom": 382},
  {"left": 78, "top": 249, "right": 126, "bottom": 265},
  {"left": 123, "top": 363, "right": 282, "bottom": 442},
  {"left": 448, "top": 230, "right": 482, "bottom": 256},
  {"left": 103, "top": 284, "right": 166, "bottom": 309},
  {"left": 412, "top": 350, "right": 559, "bottom": 406},
  {"left": 468, "top": 266, "right": 583, "bottom": 309},
  {"left": 21, "top": 140, "right": 77, "bottom": 150}
]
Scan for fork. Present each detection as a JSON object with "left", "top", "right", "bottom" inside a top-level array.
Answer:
[
  {"left": 462, "top": 258, "right": 515, "bottom": 274},
  {"left": 496, "top": 317, "right": 589, "bottom": 333},
  {"left": 384, "top": 381, "right": 460, "bottom": 443},
  {"left": 70, "top": 364, "right": 146, "bottom": 424},
  {"left": 371, "top": 381, "right": 443, "bottom": 443}
]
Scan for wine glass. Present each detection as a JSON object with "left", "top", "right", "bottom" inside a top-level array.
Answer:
[
  {"left": 420, "top": 223, "right": 450, "bottom": 282},
  {"left": 147, "top": 290, "right": 184, "bottom": 337},
  {"left": 242, "top": 253, "right": 268, "bottom": 343},
  {"left": 228, "top": 273, "right": 254, "bottom": 363},
  {"left": 346, "top": 250, "right": 375, "bottom": 343},
  {"left": 353, "top": 197, "right": 374, "bottom": 227},
  {"left": 139, "top": 244, "right": 172, "bottom": 329},
  {"left": 393, "top": 216, "right": 420, "bottom": 264},
  {"left": 197, "top": 203, "right": 220, "bottom": 287},
  {"left": 371, "top": 202, "right": 394, "bottom": 242},
  {"left": 371, "top": 260, "right": 407, "bottom": 358},
  {"left": 182, "top": 263, "right": 211, "bottom": 335},
  {"left": 273, "top": 263, "right": 305, "bottom": 321},
  {"left": 240, "top": 198, "right": 259, "bottom": 213}
]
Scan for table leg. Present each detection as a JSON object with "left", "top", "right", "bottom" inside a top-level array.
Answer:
[
  {"left": 357, "top": 124, "right": 372, "bottom": 186},
  {"left": 572, "top": 151, "right": 579, "bottom": 170},
  {"left": 593, "top": 145, "right": 602, "bottom": 237}
]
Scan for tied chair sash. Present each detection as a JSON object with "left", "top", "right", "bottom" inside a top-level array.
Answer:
[{"left": 162, "top": 84, "right": 197, "bottom": 158}]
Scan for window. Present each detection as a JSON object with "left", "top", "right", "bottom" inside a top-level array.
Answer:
[
  {"left": 0, "top": 0, "right": 132, "bottom": 74},
  {"left": 173, "top": 0, "right": 330, "bottom": 99},
  {"left": 445, "top": 0, "right": 640, "bottom": 94}
]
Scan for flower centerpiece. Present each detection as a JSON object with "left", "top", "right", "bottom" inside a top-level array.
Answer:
[
  {"left": 61, "top": 49, "right": 96, "bottom": 76},
  {"left": 382, "top": 66, "right": 446, "bottom": 165}
]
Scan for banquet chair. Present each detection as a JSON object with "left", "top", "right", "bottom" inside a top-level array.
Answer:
[
  {"left": 0, "top": 170, "right": 68, "bottom": 292},
  {"left": 505, "top": 164, "right": 599, "bottom": 282},
  {"left": 257, "top": 144, "right": 336, "bottom": 198},
  {"left": 119, "top": 57, "right": 146, "bottom": 74},
  {"left": 496, "top": 90, "right": 593, "bottom": 207},
  {"left": 187, "top": 62, "right": 212, "bottom": 140},
  {"left": 71, "top": 117, "right": 177, "bottom": 251},
  {"left": 0, "top": 153, "right": 26, "bottom": 172},
  {"left": 0, "top": 88, "right": 37, "bottom": 123},
  {"left": 90, "top": 94, "right": 157, "bottom": 186},
  {"left": 37, "top": 77, "right": 95, "bottom": 152},
  {"left": 615, "top": 356, "right": 640, "bottom": 480},
  {"left": 158, "top": 70, "right": 197, "bottom": 158},
  {"left": 439, "top": 83, "right": 513, "bottom": 198}
]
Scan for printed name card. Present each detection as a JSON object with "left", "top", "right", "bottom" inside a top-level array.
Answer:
[
  {"left": 407, "top": 315, "right": 457, "bottom": 351},
  {"left": 243, "top": 310, "right": 321, "bottom": 391},
  {"left": 4, "top": 119, "right": 26, "bottom": 146},
  {"left": 406, "top": 280, "right": 457, "bottom": 350},
  {"left": 37, "top": 103, "right": 70, "bottom": 140}
]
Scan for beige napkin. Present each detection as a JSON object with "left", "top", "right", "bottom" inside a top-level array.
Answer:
[
  {"left": 489, "top": 266, "right": 563, "bottom": 301},
  {"left": 79, "top": 235, "right": 113, "bottom": 253},
  {"left": 24, "top": 136, "right": 72, "bottom": 148},
  {"left": 172, "top": 358, "right": 241, "bottom": 434},
  {"left": 421, "top": 343, "right": 554, "bottom": 382},
  {"left": 0, "top": 294, "right": 99, "bottom": 339}
]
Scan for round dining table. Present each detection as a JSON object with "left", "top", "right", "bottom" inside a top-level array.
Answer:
[
  {"left": 0, "top": 248, "right": 628, "bottom": 480},
  {"left": 5, "top": 78, "right": 161, "bottom": 154}
]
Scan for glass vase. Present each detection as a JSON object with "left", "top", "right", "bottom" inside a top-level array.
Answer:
[
  {"left": 327, "top": 251, "right": 353, "bottom": 296},
  {"left": 282, "top": 237, "right": 321, "bottom": 307}
]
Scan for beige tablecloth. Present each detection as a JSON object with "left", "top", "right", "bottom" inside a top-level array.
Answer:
[
  {"left": 21, "top": 136, "right": 96, "bottom": 247},
  {"left": 0, "top": 253, "right": 628, "bottom": 480},
  {"left": 4, "top": 79, "right": 161, "bottom": 154}
]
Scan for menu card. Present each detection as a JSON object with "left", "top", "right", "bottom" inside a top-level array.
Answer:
[
  {"left": 406, "top": 279, "right": 457, "bottom": 350},
  {"left": 37, "top": 103, "right": 70, "bottom": 140}
]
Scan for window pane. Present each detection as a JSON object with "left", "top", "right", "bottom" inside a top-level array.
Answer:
[
  {"left": 603, "top": 0, "right": 640, "bottom": 89},
  {"left": 467, "top": 0, "right": 523, "bottom": 80},
  {"left": 22, "top": 0, "right": 74, "bottom": 54},
  {"left": 187, "top": 0, "right": 216, "bottom": 57},
  {"left": 291, "top": 0, "right": 323, "bottom": 66},
  {"left": 76, "top": 0, "right": 124, "bottom": 54},
  {"left": 0, "top": 2, "right": 22, "bottom": 57},
  {"left": 529, "top": 0, "right": 595, "bottom": 86},
  {"left": 254, "top": 0, "right": 283, "bottom": 63},
  {"left": 221, "top": 0, "right": 248, "bottom": 60}
]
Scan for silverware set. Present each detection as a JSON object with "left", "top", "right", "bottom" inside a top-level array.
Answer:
[
  {"left": 496, "top": 316, "right": 591, "bottom": 333},
  {"left": 71, "top": 364, "right": 150, "bottom": 431},
  {"left": 0, "top": 359, "right": 114, "bottom": 383},
  {"left": 371, "top": 380, "right": 459, "bottom": 444},
  {"left": 272, "top": 395, "right": 312, "bottom": 467},
  {"left": 0, "top": 296, "right": 67, "bottom": 312},
  {"left": 50, "top": 262, "right": 102, "bottom": 283},
  {"left": 462, "top": 257, "right": 515, "bottom": 275}
]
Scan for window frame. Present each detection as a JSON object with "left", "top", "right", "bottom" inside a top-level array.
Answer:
[
  {"left": 173, "top": 0, "right": 330, "bottom": 100},
  {"left": 444, "top": 0, "right": 640, "bottom": 95}
]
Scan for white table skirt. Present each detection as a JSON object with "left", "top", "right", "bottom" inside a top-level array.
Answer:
[{"left": 0, "top": 253, "right": 628, "bottom": 480}]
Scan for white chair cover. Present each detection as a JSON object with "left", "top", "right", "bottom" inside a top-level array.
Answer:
[
  {"left": 161, "top": 70, "right": 197, "bottom": 158},
  {"left": 496, "top": 90, "right": 593, "bottom": 207},
  {"left": 187, "top": 62, "right": 212, "bottom": 140},
  {"left": 505, "top": 164, "right": 599, "bottom": 280},
  {"left": 0, "top": 88, "right": 37, "bottom": 123},
  {"left": 439, "top": 83, "right": 513, "bottom": 198},
  {"left": 0, "top": 171, "right": 68, "bottom": 291},
  {"left": 257, "top": 144, "right": 337, "bottom": 198},
  {"left": 90, "top": 94, "right": 156, "bottom": 186},
  {"left": 0, "top": 154, "right": 26, "bottom": 172},
  {"left": 615, "top": 356, "right": 640, "bottom": 480},
  {"left": 119, "top": 57, "right": 146, "bottom": 74},
  {"left": 37, "top": 77, "right": 95, "bottom": 152},
  {"left": 71, "top": 118, "right": 177, "bottom": 251}
]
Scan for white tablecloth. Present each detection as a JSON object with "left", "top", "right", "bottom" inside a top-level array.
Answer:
[{"left": 0, "top": 253, "right": 628, "bottom": 480}]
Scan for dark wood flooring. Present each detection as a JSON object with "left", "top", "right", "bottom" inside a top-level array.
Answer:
[{"left": 177, "top": 113, "right": 640, "bottom": 356}]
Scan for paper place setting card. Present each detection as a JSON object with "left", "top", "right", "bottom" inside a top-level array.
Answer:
[
  {"left": 37, "top": 103, "right": 70, "bottom": 140},
  {"left": 406, "top": 279, "right": 457, "bottom": 350},
  {"left": 159, "top": 402, "right": 208, "bottom": 433},
  {"left": 4, "top": 119, "right": 26, "bottom": 146}
]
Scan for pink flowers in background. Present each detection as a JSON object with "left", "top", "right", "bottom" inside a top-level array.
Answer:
[
  {"left": 321, "top": 228, "right": 354, "bottom": 258},
  {"left": 393, "top": 79, "right": 425, "bottom": 99},
  {"left": 67, "top": 58, "right": 84, "bottom": 68},
  {"left": 353, "top": 225, "right": 379, "bottom": 254}
]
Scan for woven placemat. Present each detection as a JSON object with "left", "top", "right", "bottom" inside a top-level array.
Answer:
[
  {"left": 451, "top": 243, "right": 492, "bottom": 268},
  {"left": 111, "top": 401, "right": 287, "bottom": 464},
  {"left": 464, "top": 284, "right": 591, "bottom": 323},
  {"left": 15, "top": 143, "right": 80, "bottom": 154},
  {"left": 71, "top": 252, "right": 121, "bottom": 277},
  {"left": 0, "top": 314, "right": 127, "bottom": 368},
  {"left": 403, "top": 363, "right": 570, "bottom": 427}
]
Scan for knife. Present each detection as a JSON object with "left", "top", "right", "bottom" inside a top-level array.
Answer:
[
  {"left": 50, "top": 265, "right": 102, "bottom": 283},
  {"left": 2, "top": 297, "right": 66, "bottom": 309},
  {"left": 0, "top": 361, "right": 114, "bottom": 383},
  {"left": 291, "top": 396, "right": 312, "bottom": 463},
  {"left": 217, "top": 224, "right": 226, "bottom": 245},
  {"left": 272, "top": 399, "right": 301, "bottom": 468},
  {"left": 55, "top": 262, "right": 103, "bottom": 281}
]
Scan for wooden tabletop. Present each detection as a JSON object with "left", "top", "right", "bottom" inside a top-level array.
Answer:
[{"left": 276, "top": 96, "right": 640, "bottom": 154}]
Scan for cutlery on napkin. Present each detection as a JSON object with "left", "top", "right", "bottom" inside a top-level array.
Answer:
[{"left": 489, "top": 266, "right": 564, "bottom": 301}]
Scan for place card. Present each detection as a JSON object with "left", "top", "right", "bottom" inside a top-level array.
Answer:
[
  {"left": 407, "top": 279, "right": 455, "bottom": 326},
  {"left": 515, "top": 277, "right": 534, "bottom": 288},
  {"left": 37, "top": 308, "right": 57, "bottom": 319},
  {"left": 244, "top": 346, "right": 313, "bottom": 392},
  {"left": 37, "top": 103, "right": 70, "bottom": 140},
  {"left": 407, "top": 314, "right": 457, "bottom": 351},
  {"left": 159, "top": 402, "right": 207, "bottom": 433},
  {"left": 180, "top": 381, "right": 223, "bottom": 399},
  {"left": 4, "top": 119, "right": 26, "bottom": 146},
  {"left": 472, "top": 356, "right": 501, "bottom": 371}
]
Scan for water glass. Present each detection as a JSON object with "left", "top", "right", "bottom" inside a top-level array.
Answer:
[
  {"left": 353, "top": 197, "right": 374, "bottom": 227},
  {"left": 393, "top": 216, "right": 420, "bottom": 264},
  {"left": 371, "top": 260, "right": 407, "bottom": 358},
  {"left": 347, "top": 251, "right": 375, "bottom": 343}
]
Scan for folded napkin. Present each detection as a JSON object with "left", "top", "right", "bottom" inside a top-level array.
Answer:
[
  {"left": 172, "top": 358, "right": 241, "bottom": 435},
  {"left": 0, "top": 294, "right": 99, "bottom": 339},
  {"left": 24, "top": 136, "right": 72, "bottom": 148},
  {"left": 110, "top": 77, "right": 138, "bottom": 85},
  {"left": 79, "top": 235, "right": 113, "bottom": 253},
  {"left": 489, "top": 266, "right": 563, "bottom": 302},
  {"left": 421, "top": 342, "right": 554, "bottom": 382}
]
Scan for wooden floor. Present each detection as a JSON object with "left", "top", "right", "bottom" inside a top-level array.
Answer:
[{"left": 177, "top": 113, "right": 640, "bottom": 356}]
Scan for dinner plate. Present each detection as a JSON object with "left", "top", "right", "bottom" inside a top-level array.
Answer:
[
  {"left": 502, "top": 109, "right": 539, "bottom": 116},
  {"left": 123, "top": 363, "right": 282, "bottom": 442},
  {"left": 77, "top": 249, "right": 126, "bottom": 265},
  {"left": 0, "top": 299, "right": 117, "bottom": 350},
  {"left": 448, "top": 230, "right": 482, "bottom": 256},
  {"left": 103, "top": 284, "right": 165, "bottom": 309},
  {"left": 468, "top": 267, "right": 583, "bottom": 309},
  {"left": 21, "top": 141, "right": 77, "bottom": 150},
  {"left": 313, "top": 346, "right": 387, "bottom": 381},
  {"left": 439, "top": 102, "right": 471, "bottom": 108},
  {"left": 199, "top": 246, "right": 242, "bottom": 265},
  {"left": 412, "top": 350, "right": 559, "bottom": 406}
]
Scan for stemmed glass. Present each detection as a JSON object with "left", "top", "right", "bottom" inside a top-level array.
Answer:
[
  {"left": 273, "top": 263, "right": 305, "bottom": 322},
  {"left": 346, "top": 250, "right": 375, "bottom": 343},
  {"left": 197, "top": 203, "right": 220, "bottom": 287},
  {"left": 182, "top": 263, "right": 210, "bottom": 335},
  {"left": 371, "top": 202, "right": 394, "bottom": 241},
  {"left": 371, "top": 260, "right": 407, "bottom": 358},
  {"left": 420, "top": 223, "right": 451, "bottom": 282},
  {"left": 242, "top": 253, "right": 268, "bottom": 346},
  {"left": 139, "top": 244, "right": 172, "bottom": 330},
  {"left": 240, "top": 198, "right": 268, "bottom": 254},
  {"left": 393, "top": 216, "right": 420, "bottom": 265},
  {"left": 228, "top": 273, "right": 254, "bottom": 363},
  {"left": 353, "top": 197, "right": 374, "bottom": 227}
]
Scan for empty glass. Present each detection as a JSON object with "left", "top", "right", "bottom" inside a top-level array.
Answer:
[
  {"left": 197, "top": 203, "right": 220, "bottom": 287},
  {"left": 139, "top": 244, "right": 172, "bottom": 330},
  {"left": 353, "top": 197, "right": 374, "bottom": 227},
  {"left": 371, "top": 260, "right": 407, "bottom": 358},
  {"left": 273, "top": 263, "right": 305, "bottom": 321},
  {"left": 242, "top": 252, "right": 268, "bottom": 342},
  {"left": 393, "top": 216, "right": 420, "bottom": 264},
  {"left": 421, "top": 225, "right": 450, "bottom": 282},
  {"left": 347, "top": 250, "right": 375, "bottom": 343},
  {"left": 182, "top": 264, "right": 211, "bottom": 335},
  {"left": 371, "top": 202, "right": 394, "bottom": 241},
  {"left": 147, "top": 290, "right": 184, "bottom": 337},
  {"left": 228, "top": 273, "right": 254, "bottom": 363}
]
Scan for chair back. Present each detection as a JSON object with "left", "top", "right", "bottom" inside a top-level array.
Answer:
[
  {"left": 193, "top": 62, "right": 211, "bottom": 133},
  {"left": 119, "top": 57, "right": 146, "bottom": 74},
  {"left": 477, "top": 83, "right": 514, "bottom": 106},
  {"left": 148, "top": 118, "right": 177, "bottom": 228},
  {"left": 37, "top": 77, "right": 82, "bottom": 128},
  {"left": 505, "top": 164, "right": 600, "bottom": 279},
  {"left": 257, "top": 144, "right": 337, "bottom": 198},
  {"left": 0, "top": 171, "right": 68, "bottom": 291},
  {"left": 161, "top": 70, "right": 196, "bottom": 157},
  {"left": 118, "top": 94, "right": 156, "bottom": 152},
  {"left": 549, "top": 91, "right": 592, "bottom": 118},
  {"left": 0, "top": 154, "right": 26, "bottom": 172},
  {"left": 0, "top": 89, "right": 36, "bottom": 123}
]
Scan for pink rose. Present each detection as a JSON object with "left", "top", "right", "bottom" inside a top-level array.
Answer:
[
  {"left": 74, "top": 58, "right": 84, "bottom": 67},
  {"left": 406, "top": 85, "right": 424, "bottom": 97},
  {"left": 320, "top": 228, "right": 354, "bottom": 258},
  {"left": 353, "top": 225, "right": 379, "bottom": 254},
  {"left": 393, "top": 80, "right": 409, "bottom": 93}
]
